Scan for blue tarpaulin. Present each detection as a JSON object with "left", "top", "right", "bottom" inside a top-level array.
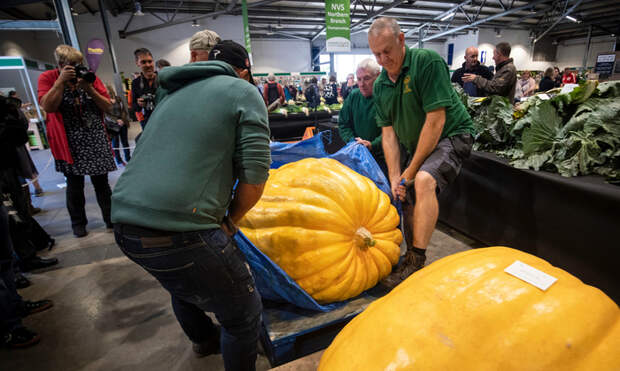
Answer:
[{"left": 235, "top": 132, "right": 392, "bottom": 312}]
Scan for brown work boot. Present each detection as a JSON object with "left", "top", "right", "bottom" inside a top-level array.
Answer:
[{"left": 380, "top": 250, "right": 426, "bottom": 289}]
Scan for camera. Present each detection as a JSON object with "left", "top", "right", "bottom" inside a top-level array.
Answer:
[
  {"left": 141, "top": 93, "right": 156, "bottom": 111},
  {"left": 73, "top": 65, "right": 96, "bottom": 83}
]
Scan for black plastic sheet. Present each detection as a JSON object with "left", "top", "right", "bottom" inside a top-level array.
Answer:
[{"left": 439, "top": 151, "right": 620, "bottom": 303}]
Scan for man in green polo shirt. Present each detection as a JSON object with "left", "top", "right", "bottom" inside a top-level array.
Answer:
[
  {"left": 338, "top": 58, "right": 386, "bottom": 175},
  {"left": 368, "top": 17, "right": 474, "bottom": 288}
]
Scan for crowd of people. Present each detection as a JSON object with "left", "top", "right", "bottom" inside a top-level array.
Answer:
[
  {"left": 0, "top": 14, "right": 590, "bottom": 370},
  {"left": 451, "top": 44, "right": 580, "bottom": 102}
]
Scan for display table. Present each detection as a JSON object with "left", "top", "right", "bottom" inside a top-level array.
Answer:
[
  {"left": 439, "top": 151, "right": 620, "bottom": 302},
  {"left": 268, "top": 111, "right": 336, "bottom": 141},
  {"left": 260, "top": 285, "right": 389, "bottom": 367}
]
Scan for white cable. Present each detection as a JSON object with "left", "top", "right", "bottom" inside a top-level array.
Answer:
[{"left": 21, "top": 154, "right": 54, "bottom": 188}]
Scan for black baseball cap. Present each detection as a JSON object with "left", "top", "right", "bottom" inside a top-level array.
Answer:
[{"left": 208, "top": 40, "right": 255, "bottom": 85}]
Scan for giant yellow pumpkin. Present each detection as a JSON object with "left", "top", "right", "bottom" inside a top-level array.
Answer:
[
  {"left": 239, "top": 157, "right": 402, "bottom": 303},
  {"left": 319, "top": 247, "right": 620, "bottom": 370}
]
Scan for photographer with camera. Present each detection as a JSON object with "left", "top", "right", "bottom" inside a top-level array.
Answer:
[
  {"left": 38, "top": 44, "right": 116, "bottom": 238},
  {"left": 131, "top": 48, "right": 158, "bottom": 130}
]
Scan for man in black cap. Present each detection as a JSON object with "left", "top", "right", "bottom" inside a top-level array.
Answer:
[{"left": 112, "top": 39, "right": 270, "bottom": 370}]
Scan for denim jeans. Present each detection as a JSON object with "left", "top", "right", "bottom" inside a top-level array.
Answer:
[
  {"left": 112, "top": 125, "right": 131, "bottom": 163},
  {"left": 114, "top": 224, "right": 262, "bottom": 371}
]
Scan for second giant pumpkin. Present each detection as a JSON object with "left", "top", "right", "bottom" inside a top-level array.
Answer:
[{"left": 239, "top": 158, "right": 402, "bottom": 303}]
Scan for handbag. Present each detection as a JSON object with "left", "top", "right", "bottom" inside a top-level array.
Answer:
[{"left": 104, "top": 116, "right": 122, "bottom": 135}]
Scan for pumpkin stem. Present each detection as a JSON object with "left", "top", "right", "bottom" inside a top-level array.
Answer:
[{"left": 355, "top": 227, "right": 376, "bottom": 250}]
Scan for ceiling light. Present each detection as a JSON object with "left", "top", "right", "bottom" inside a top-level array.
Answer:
[
  {"left": 133, "top": 1, "right": 144, "bottom": 16},
  {"left": 266, "top": 26, "right": 274, "bottom": 35},
  {"left": 565, "top": 15, "right": 579, "bottom": 23},
  {"left": 71, "top": 8, "right": 78, "bottom": 16},
  {"left": 440, "top": 12, "right": 455, "bottom": 21},
  {"left": 495, "top": 29, "right": 502, "bottom": 38},
  {"left": 192, "top": 20, "right": 199, "bottom": 27},
  {"left": 274, "top": 19, "right": 283, "bottom": 29}
]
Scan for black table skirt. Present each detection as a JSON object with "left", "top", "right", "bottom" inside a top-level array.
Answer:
[{"left": 439, "top": 151, "right": 620, "bottom": 303}]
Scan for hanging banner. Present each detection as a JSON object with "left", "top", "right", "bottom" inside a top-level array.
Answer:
[
  {"left": 85, "top": 38, "right": 105, "bottom": 72},
  {"left": 242, "top": 0, "right": 253, "bottom": 64},
  {"left": 325, "top": 0, "right": 350, "bottom": 52}
]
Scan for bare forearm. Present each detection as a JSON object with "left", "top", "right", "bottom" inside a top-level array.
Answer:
[
  {"left": 382, "top": 127, "right": 401, "bottom": 180},
  {"left": 40, "top": 80, "right": 65, "bottom": 112},
  {"left": 406, "top": 110, "right": 445, "bottom": 176},
  {"left": 86, "top": 85, "right": 112, "bottom": 113},
  {"left": 229, "top": 182, "right": 265, "bottom": 224}
]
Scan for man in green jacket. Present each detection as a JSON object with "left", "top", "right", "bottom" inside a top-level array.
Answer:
[
  {"left": 338, "top": 58, "right": 387, "bottom": 175},
  {"left": 111, "top": 37, "right": 270, "bottom": 371},
  {"left": 368, "top": 17, "right": 474, "bottom": 288}
]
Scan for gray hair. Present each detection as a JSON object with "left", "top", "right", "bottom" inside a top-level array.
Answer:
[
  {"left": 357, "top": 58, "right": 381, "bottom": 76},
  {"left": 267, "top": 73, "right": 276, "bottom": 81},
  {"left": 368, "top": 17, "right": 401, "bottom": 38}
]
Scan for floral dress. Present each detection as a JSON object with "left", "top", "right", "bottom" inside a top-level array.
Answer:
[{"left": 56, "top": 86, "right": 117, "bottom": 176}]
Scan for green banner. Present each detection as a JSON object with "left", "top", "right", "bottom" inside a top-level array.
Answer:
[
  {"left": 325, "top": 0, "right": 350, "bottom": 52},
  {"left": 242, "top": 0, "right": 252, "bottom": 63}
]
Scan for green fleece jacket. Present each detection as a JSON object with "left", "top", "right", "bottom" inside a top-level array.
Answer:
[{"left": 111, "top": 61, "right": 271, "bottom": 232}]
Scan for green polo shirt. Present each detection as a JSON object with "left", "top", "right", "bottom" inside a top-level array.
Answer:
[
  {"left": 373, "top": 47, "right": 474, "bottom": 154},
  {"left": 338, "top": 89, "right": 383, "bottom": 161}
]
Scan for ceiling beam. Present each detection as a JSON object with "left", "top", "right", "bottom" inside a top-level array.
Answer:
[
  {"left": 0, "top": 19, "right": 60, "bottom": 30},
  {"left": 534, "top": 0, "right": 584, "bottom": 43},
  {"left": 421, "top": 0, "right": 549, "bottom": 42},
  {"left": 121, "top": 0, "right": 280, "bottom": 37}
]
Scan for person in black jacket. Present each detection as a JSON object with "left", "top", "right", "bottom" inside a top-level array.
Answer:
[
  {"left": 131, "top": 48, "right": 158, "bottom": 130},
  {"left": 451, "top": 47, "right": 494, "bottom": 96},
  {"left": 0, "top": 96, "right": 58, "bottom": 272},
  {"left": 304, "top": 77, "right": 321, "bottom": 109},
  {"left": 538, "top": 67, "right": 556, "bottom": 92},
  {"left": 323, "top": 75, "right": 339, "bottom": 105}
]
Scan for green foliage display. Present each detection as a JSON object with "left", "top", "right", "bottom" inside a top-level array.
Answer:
[{"left": 455, "top": 81, "right": 620, "bottom": 182}]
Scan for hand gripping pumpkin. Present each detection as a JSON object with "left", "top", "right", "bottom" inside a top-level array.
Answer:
[
  {"left": 319, "top": 247, "right": 620, "bottom": 370},
  {"left": 239, "top": 158, "right": 402, "bottom": 303}
]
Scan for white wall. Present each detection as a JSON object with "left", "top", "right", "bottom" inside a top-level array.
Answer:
[
  {"left": 72, "top": 12, "right": 243, "bottom": 84},
  {"left": 251, "top": 39, "right": 311, "bottom": 73},
  {"left": 478, "top": 28, "right": 552, "bottom": 71},
  {"left": 556, "top": 38, "right": 616, "bottom": 69}
]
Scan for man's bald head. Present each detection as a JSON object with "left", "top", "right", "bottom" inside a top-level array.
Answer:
[{"left": 464, "top": 46, "right": 479, "bottom": 69}]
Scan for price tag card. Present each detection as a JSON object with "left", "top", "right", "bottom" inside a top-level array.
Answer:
[
  {"left": 504, "top": 260, "right": 557, "bottom": 291},
  {"left": 538, "top": 93, "right": 551, "bottom": 100}
]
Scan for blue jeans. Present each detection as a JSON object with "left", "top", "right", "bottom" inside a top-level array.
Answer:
[{"left": 114, "top": 224, "right": 262, "bottom": 371}]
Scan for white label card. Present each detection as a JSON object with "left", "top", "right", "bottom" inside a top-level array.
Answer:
[
  {"left": 538, "top": 93, "right": 551, "bottom": 100},
  {"left": 504, "top": 260, "right": 557, "bottom": 291}
]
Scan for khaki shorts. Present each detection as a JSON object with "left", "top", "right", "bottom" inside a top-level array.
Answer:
[{"left": 402, "top": 134, "right": 473, "bottom": 203}]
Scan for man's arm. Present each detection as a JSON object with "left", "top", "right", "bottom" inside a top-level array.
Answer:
[
  {"left": 472, "top": 70, "right": 512, "bottom": 96},
  {"left": 228, "top": 183, "right": 265, "bottom": 224},
  {"left": 400, "top": 108, "right": 445, "bottom": 184},
  {"left": 232, "top": 84, "right": 271, "bottom": 225},
  {"left": 382, "top": 126, "right": 402, "bottom": 199}
]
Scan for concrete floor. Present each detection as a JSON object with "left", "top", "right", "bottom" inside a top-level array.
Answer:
[{"left": 0, "top": 132, "right": 480, "bottom": 370}]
